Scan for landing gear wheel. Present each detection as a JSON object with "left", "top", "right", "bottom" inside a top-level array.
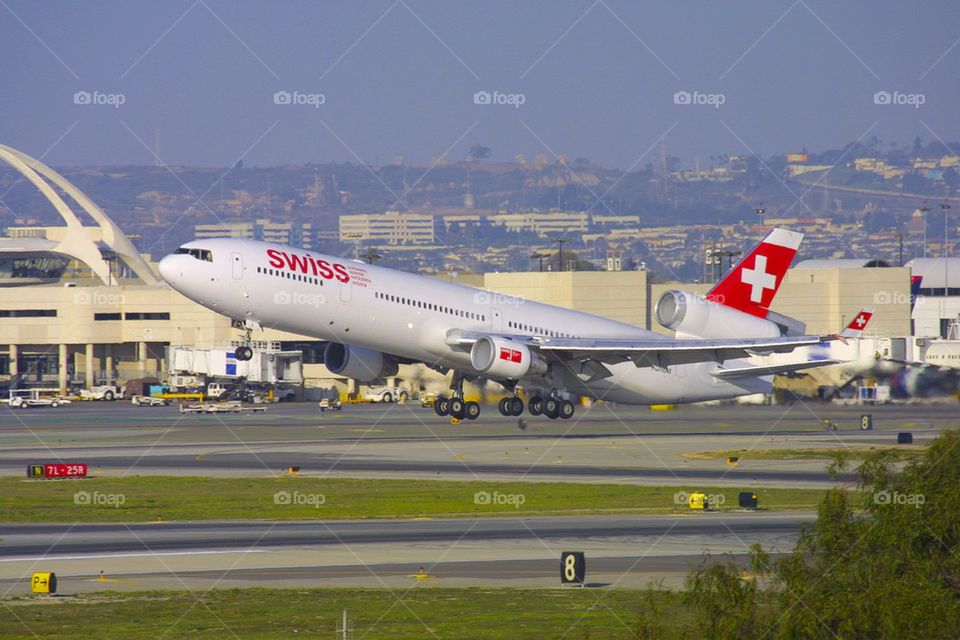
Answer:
[
  {"left": 464, "top": 401, "right": 481, "bottom": 420},
  {"left": 498, "top": 398, "right": 511, "bottom": 416},
  {"left": 449, "top": 397, "right": 466, "bottom": 419},
  {"left": 543, "top": 398, "right": 560, "bottom": 419},
  {"left": 528, "top": 396, "right": 543, "bottom": 416},
  {"left": 509, "top": 397, "right": 524, "bottom": 416},
  {"left": 434, "top": 396, "right": 450, "bottom": 416},
  {"left": 559, "top": 400, "right": 575, "bottom": 419}
]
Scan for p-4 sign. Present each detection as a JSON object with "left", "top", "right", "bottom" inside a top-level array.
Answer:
[
  {"left": 31, "top": 572, "right": 56, "bottom": 594},
  {"left": 561, "top": 551, "right": 585, "bottom": 585}
]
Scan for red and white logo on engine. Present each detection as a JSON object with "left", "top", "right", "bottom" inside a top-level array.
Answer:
[{"left": 499, "top": 347, "right": 522, "bottom": 363}]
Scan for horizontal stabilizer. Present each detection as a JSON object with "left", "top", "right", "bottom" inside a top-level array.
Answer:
[{"left": 710, "top": 359, "right": 841, "bottom": 379}]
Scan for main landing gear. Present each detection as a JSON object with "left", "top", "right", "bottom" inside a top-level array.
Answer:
[
  {"left": 434, "top": 373, "right": 480, "bottom": 421},
  {"left": 508, "top": 393, "right": 575, "bottom": 420},
  {"left": 432, "top": 373, "right": 576, "bottom": 421}
]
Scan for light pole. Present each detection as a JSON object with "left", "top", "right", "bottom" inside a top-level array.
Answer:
[
  {"left": 942, "top": 203, "right": 951, "bottom": 297},
  {"left": 754, "top": 205, "right": 766, "bottom": 226},
  {"left": 551, "top": 237, "right": 569, "bottom": 272},
  {"left": 920, "top": 205, "right": 931, "bottom": 257},
  {"left": 530, "top": 252, "right": 548, "bottom": 272}
]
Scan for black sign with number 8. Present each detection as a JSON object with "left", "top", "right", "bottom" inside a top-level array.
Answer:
[{"left": 561, "top": 551, "right": 585, "bottom": 584}]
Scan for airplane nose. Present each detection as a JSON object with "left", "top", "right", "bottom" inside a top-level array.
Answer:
[{"left": 157, "top": 254, "right": 180, "bottom": 284}]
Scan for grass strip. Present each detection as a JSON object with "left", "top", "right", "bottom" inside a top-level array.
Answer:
[
  {"left": 0, "top": 476, "right": 825, "bottom": 522},
  {"left": 0, "top": 588, "right": 690, "bottom": 639}
]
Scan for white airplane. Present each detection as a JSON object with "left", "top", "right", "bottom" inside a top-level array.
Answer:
[{"left": 158, "top": 228, "right": 841, "bottom": 421}]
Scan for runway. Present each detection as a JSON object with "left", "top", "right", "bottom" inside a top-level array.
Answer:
[
  {"left": 1, "top": 401, "right": 945, "bottom": 486},
  {"left": 0, "top": 400, "right": 950, "bottom": 594},
  {"left": 0, "top": 513, "right": 810, "bottom": 592}
]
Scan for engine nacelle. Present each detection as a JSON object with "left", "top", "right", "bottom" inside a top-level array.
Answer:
[
  {"left": 654, "top": 290, "right": 782, "bottom": 340},
  {"left": 324, "top": 343, "right": 398, "bottom": 382},
  {"left": 470, "top": 336, "right": 548, "bottom": 380}
]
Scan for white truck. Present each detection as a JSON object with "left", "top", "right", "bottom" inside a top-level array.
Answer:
[
  {"left": 79, "top": 385, "right": 123, "bottom": 401},
  {"left": 364, "top": 386, "right": 409, "bottom": 403},
  {"left": 7, "top": 389, "right": 72, "bottom": 408}
]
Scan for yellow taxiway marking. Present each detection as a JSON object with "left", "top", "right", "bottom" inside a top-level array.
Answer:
[{"left": 96, "top": 576, "right": 143, "bottom": 585}]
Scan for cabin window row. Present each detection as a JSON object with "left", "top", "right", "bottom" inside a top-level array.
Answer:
[
  {"left": 257, "top": 266, "right": 324, "bottom": 286},
  {"left": 374, "top": 291, "right": 485, "bottom": 321},
  {"left": 507, "top": 320, "right": 570, "bottom": 338}
]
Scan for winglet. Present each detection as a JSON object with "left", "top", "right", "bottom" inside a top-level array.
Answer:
[
  {"left": 838, "top": 308, "right": 874, "bottom": 340},
  {"left": 706, "top": 228, "right": 803, "bottom": 319}
]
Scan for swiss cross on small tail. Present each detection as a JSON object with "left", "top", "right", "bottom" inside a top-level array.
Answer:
[
  {"left": 705, "top": 228, "right": 803, "bottom": 318},
  {"left": 839, "top": 308, "right": 874, "bottom": 339},
  {"left": 499, "top": 347, "right": 522, "bottom": 363}
]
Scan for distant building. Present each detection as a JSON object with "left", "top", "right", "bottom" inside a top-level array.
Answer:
[
  {"left": 338, "top": 211, "right": 436, "bottom": 245},
  {"left": 194, "top": 219, "right": 314, "bottom": 249},
  {"left": 489, "top": 212, "right": 589, "bottom": 236}
]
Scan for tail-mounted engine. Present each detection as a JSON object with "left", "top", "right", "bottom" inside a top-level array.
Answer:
[{"left": 655, "top": 290, "right": 782, "bottom": 340}]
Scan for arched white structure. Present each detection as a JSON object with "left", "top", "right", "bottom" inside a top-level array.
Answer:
[{"left": 0, "top": 143, "right": 158, "bottom": 285}]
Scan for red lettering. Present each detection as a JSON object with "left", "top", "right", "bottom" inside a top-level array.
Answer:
[
  {"left": 499, "top": 347, "right": 511, "bottom": 361},
  {"left": 511, "top": 349, "right": 522, "bottom": 363},
  {"left": 333, "top": 263, "right": 350, "bottom": 283},
  {"left": 267, "top": 249, "right": 284, "bottom": 269},
  {"left": 284, "top": 253, "right": 309, "bottom": 273},
  {"left": 317, "top": 259, "right": 334, "bottom": 280},
  {"left": 308, "top": 256, "right": 318, "bottom": 276}
]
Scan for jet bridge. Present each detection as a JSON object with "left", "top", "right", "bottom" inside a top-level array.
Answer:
[{"left": 165, "top": 344, "right": 303, "bottom": 384}]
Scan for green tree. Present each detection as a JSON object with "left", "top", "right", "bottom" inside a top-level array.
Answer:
[{"left": 673, "top": 430, "right": 960, "bottom": 639}]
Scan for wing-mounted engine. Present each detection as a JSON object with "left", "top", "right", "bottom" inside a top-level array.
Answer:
[
  {"left": 470, "top": 336, "right": 548, "bottom": 379},
  {"left": 655, "top": 290, "right": 782, "bottom": 340},
  {"left": 324, "top": 343, "right": 399, "bottom": 382}
]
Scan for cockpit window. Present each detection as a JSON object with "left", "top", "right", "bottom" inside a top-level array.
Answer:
[{"left": 174, "top": 247, "right": 213, "bottom": 262}]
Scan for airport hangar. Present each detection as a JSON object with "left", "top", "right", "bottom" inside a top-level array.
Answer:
[{"left": 1, "top": 142, "right": 957, "bottom": 397}]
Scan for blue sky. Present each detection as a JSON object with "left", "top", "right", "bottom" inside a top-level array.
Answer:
[{"left": 2, "top": 1, "right": 958, "bottom": 168}]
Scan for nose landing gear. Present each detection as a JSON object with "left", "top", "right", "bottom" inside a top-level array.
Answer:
[{"left": 234, "top": 320, "right": 258, "bottom": 361}]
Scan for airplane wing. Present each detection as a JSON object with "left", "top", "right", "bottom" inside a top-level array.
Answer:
[{"left": 448, "top": 331, "right": 827, "bottom": 372}]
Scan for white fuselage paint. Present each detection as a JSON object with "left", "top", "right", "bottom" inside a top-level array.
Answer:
[{"left": 159, "top": 238, "right": 770, "bottom": 405}]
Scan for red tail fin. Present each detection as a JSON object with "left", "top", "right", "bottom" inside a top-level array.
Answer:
[{"left": 705, "top": 228, "right": 802, "bottom": 318}]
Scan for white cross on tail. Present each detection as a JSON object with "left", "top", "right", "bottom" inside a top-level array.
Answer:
[{"left": 740, "top": 254, "right": 776, "bottom": 303}]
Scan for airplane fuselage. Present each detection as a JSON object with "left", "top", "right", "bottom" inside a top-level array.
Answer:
[{"left": 159, "top": 238, "right": 770, "bottom": 405}]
